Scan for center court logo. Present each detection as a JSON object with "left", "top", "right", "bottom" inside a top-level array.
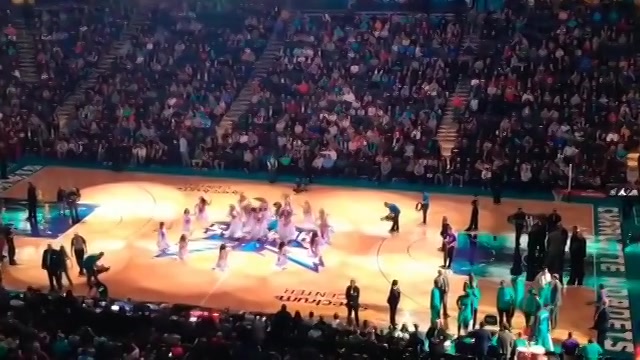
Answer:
[{"left": 155, "top": 220, "right": 324, "bottom": 272}]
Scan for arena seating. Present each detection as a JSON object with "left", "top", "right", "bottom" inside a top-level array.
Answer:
[{"left": 458, "top": 1, "right": 633, "bottom": 190}]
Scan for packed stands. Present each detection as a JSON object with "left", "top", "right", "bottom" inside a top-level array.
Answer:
[{"left": 460, "top": 0, "right": 635, "bottom": 190}]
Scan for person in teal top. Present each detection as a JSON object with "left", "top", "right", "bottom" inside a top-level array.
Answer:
[
  {"left": 580, "top": 339, "right": 604, "bottom": 360},
  {"left": 511, "top": 274, "right": 525, "bottom": 311},
  {"left": 523, "top": 288, "right": 541, "bottom": 326},
  {"left": 539, "top": 279, "right": 552, "bottom": 307},
  {"left": 430, "top": 279, "right": 442, "bottom": 323},
  {"left": 467, "top": 274, "right": 481, "bottom": 328},
  {"left": 514, "top": 331, "right": 528, "bottom": 348},
  {"left": 496, "top": 280, "right": 516, "bottom": 328},
  {"left": 533, "top": 306, "right": 553, "bottom": 352},
  {"left": 456, "top": 282, "right": 473, "bottom": 336},
  {"left": 82, "top": 252, "right": 105, "bottom": 287}
]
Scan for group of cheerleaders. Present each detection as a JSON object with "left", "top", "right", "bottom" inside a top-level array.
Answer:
[{"left": 156, "top": 192, "right": 332, "bottom": 271}]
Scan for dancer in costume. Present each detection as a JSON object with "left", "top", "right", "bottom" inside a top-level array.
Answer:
[
  {"left": 273, "top": 202, "right": 283, "bottom": 219},
  {"left": 496, "top": 280, "right": 516, "bottom": 328},
  {"left": 177, "top": 234, "right": 188, "bottom": 261},
  {"left": 282, "top": 194, "right": 293, "bottom": 215},
  {"left": 467, "top": 273, "right": 481, "bottom": 329},
  {"left": 276, "top": 240, "right": 288, "bottom": 270},
  {"left": 157, "top": 222, "right": 170, "bottom": 254},
  {"left": 225, "top": 204, "right": 244, "bottom": 239},
  {"left": 308, "top": 231, "right": 324, "bottom": 266},
  {"left": 278, "top": 213, "right": 296, "bottom": 242},
  {"left": 533, "top": 306, "right": 554, "bottom": 352},
  {"left": 523, "top": 287, "right": 542, "bottom": 326},
  {"left": 250, "top": 209, "right": 269, "bottom": 240},
  {"left": 182, "top": 208, "right": 192, "bottom": 234},
  {"left": 317, "top": 208, "right": 331, "bottom": 245},
  {"left": 456, "top": 282, "right": 473, "bottom": 336},
  {"left": 301, "top": 200, "right": 314, "bottom": 228},
  {"left": 512, "top": 273, "right": 525, "bottom": 312},
  {"left": 194, "top": 196, "right": 211, "bottom": 223},
  {"left": 237, "top": 192, "right": 248, "bottom": 210},
  {"left": 430, "top": 279, "right": 442, "bottom": 323},
  {"left": 215, "top": 243, "right": 229, "bottom": 271}
]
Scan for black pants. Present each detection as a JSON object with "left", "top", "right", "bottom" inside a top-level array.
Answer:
[
  {"left": 85, "top": 268, "right": 99, "bottom": 288},
  {"left": 567, "top": 257, "right": 585, "bottom": 286},
  {"left": 514, "top": 225, "right": 524, "bottom": 249},
  {"left": 467, "top": 211, "right": 478, "bottom": 231},
  {"left": 390, "top": 213, "right": 399, "bottom": 232},
  {"left": 6, "top": 239, "right": 15, "bottom": 265},
  {"left": 46, "top": 269, "right": 62, "bottom": 291},
  {"left": 346, "top": 304, "right": 360, "bottom": 326},
  {"left": 498, "top": 307, "right": 514, "bottom": 328},
  {"left": 421, "top": 203, "right": 429, "bottom": 224},
  {"left": 471, "top": 306, "right": 479, "bottom": 329},
  {"left": 73, "top": 248, "right": 85, "bottom": 274},
  {"left": 388, "top": 302, "right": 398, "bottom": 326},
  {"left": 68, "top": 203, "right": 80, "bottom": 223},
  {"left": 443, "top": 246, "right": 455, "bottom": 268},
  {"left": 597, "top": 330, "right": 607, "bottom": 348},
  {"left": 27, "top": 201, "right": 37, "bottom": 222}
]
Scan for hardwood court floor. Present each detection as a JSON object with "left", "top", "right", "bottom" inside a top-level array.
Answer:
[{"left": 1, "top": 167, "right": 597, "bottom": 342}]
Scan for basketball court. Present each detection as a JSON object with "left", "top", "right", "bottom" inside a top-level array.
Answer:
[{"left": 0, "top": 166, "right": 599, "bottom": 343}]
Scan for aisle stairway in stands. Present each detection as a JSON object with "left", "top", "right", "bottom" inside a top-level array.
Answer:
[
  {"left": 436, "top": 79, "right": 471, "bottom": 157},
  {"left": 55, "top": 12, "right": 147, "bottom": 134},
  {"left": 217, "top": 39, "right": 283, "bottom": 135},
  {"left": 436, "top": 29, "right": 478, "bottom": 158},
  {"left": 12, "top": 19, "right": 39, "bottom": 85}
]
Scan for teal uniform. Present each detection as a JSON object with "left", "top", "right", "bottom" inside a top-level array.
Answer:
[
  {"left": 430, "top": 287, "right": 441, "bottom": 322},
  {"left": 497, "top": 285, "right": 515, "bottom": 311},
  {"left": 534, "top": 308, "right": 553, "bottom": 352},
  {"left": 511, "top": 275, "right": 525, "bottom": 310},
  {"left": 581, "top": 342, "right": 604, "bottom": 360},
  {"left": 457, "top": 294, "right": 473, "bottom": 330},
  {"left": 539, "top": 283, "right": 552, "bottom": 306},
  {"left": 467, "top": 281, "right": 481, "bottom": 326}
]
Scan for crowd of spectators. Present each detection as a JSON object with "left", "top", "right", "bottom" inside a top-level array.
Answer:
[
  {"left": 458, "top": 0, "right": 637, "bottom": 191},
  {"left": 1, "top": 1, "right": 637, "bottom": 193}
]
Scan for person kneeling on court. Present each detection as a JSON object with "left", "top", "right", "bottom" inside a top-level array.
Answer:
[{"left": 82, "top": 252, "right": 109, "bottom": 289}]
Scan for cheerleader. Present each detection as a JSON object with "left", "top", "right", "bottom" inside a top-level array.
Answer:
[
  {"left": 318, "top": 208, "right": 331, "bottom": 245},
  {"left": 272, "top": 202, "right": 283, "bottom": 219},
  {"left": 177, "top": 234, "right": 188, "bottom": 261},
  {"left": 301, "top": 201, "right": 314, "bottom": 228},
  {"left": 238, "top": 192, "right": 248, "bottom": 209},
  {"left": 250, "top": 210, "right": 269, "bottom": 240},
  {"left": 276, "top": 240, "right": 288, "bottom": 270},
  {"left": 243, "top": 205, "right": 257, "bottom": 232},
  {"left": 215, "top": 243, "right": 229, "bottom": 271},
  {"left": 194, "top": 196, "right": 211, "bottom": 223},
  {"left": 439, "top": 216, "right": 451, "bottom": 252},
  {"left": 282, "top": 194, "right": 293, "bottom": 218},
  {"left": 308, "top": 231, "right": 324, "bottom": 266},
  {"left": 277, "top": 214, "right": 296, "bottom": 242},
  {"left": 225, "top": 205, "right": 244, "bottom": 239},
  {"left": 157, "top": 222, "right": 170, "bottom": 254},
  {"left": 182, "top": 208, "right": 192, "bottom": 234}
]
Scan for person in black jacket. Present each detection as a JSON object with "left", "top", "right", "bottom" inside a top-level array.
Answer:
[
  {"left": 26, "top": 182, "right": 38, "bottom": 223},
  {"left": 568, "top": 226, "right": 587, "bottom": 286},
  {"left": 2, "top": 225, "right": 16, "bottom": 266},
  {"left": 345, "top": 279, "right": 360, "bottom": 327},
  {"left": 41, "top": 244, "right": 64, "bottom": 292},
  {"left": 387, "top": 279, "right": 401, "bottom": 326}
]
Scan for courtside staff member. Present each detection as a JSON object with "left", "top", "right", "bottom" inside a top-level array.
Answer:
[
  {"left": 70, "top": 232, "right": 87, "bottom": 276},
  {"left": 384, "top": 202, "right": 401, "bottom": 233},
  {"left": 421, "top": 192, "right": 430, "bottom": 225}
]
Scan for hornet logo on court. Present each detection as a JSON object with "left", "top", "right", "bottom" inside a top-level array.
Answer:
[{"left": 155, "top": 221, "right": 323, "bottom": 272}]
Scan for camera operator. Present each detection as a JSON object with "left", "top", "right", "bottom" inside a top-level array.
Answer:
[{"left": 66, "top": 187, "right": 81, "bottom": 224}]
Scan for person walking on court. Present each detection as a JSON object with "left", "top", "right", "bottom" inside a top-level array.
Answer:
[
  {"left": 387, "top": 279, "right": 401, "bottom": 326},
  {"left": 345, "top": 279, "right": 360, "bottom": 327},
  {"left": 465, "top": 196, "right": 479, "bottom": 231},
  {"left": 435, "top": 269, "right": 450, "bottom": 318},
  {"left": 421, "top": 192, "right": 430, "bottom": 225},
  {"left": 41, "top": 244, "right": 63, "bottom": 292},
  {"left": 383, "top": 202, "right": 401, "bottom": 233},
  {"left": 58, "top": 245, "right": 74, "bottom": 287},
  {"left": 70, "top": 232, "right": 87, "bottom": 275},
  {"left": 26, "top": 182, "right": 38, "bottom": 223}
]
